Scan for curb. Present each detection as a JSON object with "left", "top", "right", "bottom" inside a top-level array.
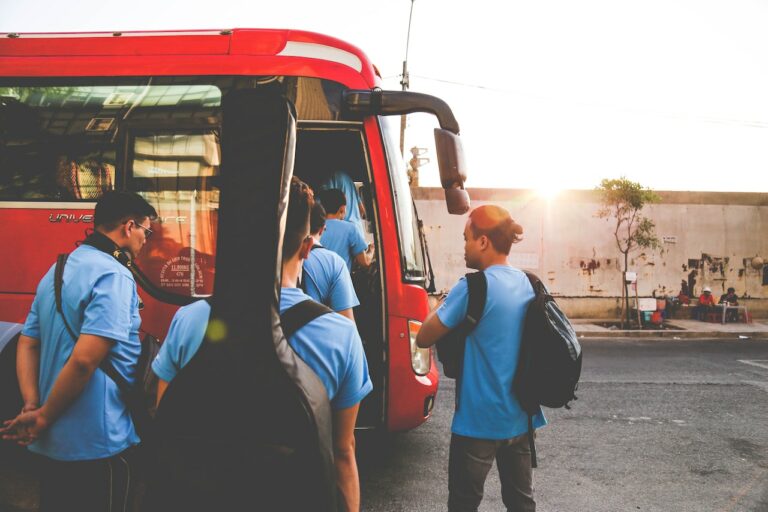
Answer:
[{"left": 575, "top": 330, "right": 768, "bottom": 340}]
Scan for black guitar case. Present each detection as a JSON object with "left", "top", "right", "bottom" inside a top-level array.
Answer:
[{"left": 145, "top": 84, "right": 337, "bottom": 511}]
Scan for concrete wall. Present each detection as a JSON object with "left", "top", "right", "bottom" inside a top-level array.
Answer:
[{"left": 413, "top": 188, "right": 768, "bottom": 318}]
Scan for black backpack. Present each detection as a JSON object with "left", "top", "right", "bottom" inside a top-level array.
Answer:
[{"left": 514, "top": 271, "right": 582, "bottom": 467}]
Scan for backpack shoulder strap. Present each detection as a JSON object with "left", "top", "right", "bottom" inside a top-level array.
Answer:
[
  {"left": 54, "top": 254, "right": 67, "bottom": 313},
  {"left": 524, "top": 270, "right": 551, "bottom": 299},
  {"left": 523, "top": 270, "right": 542, "bottom": 291},
  {"left": 281, "top": 299, "right": 334, "bottom": 339},
  {"left": 54, "top": 254, "right": 78, "bottom": 342},
  {"left": 462, "top": 271, "right": 487, "bottom": 331}
]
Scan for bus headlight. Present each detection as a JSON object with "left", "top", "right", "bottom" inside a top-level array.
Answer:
[{"left": 408, "top": 320, "right": 430, "bottom": 375}]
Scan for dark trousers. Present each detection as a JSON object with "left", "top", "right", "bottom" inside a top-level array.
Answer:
[
  {"left": 39, "top": 447, "right": 135, "bottom": 512},
  {"left": 448, "top": 433, "right": 535, "bottom": 512}
]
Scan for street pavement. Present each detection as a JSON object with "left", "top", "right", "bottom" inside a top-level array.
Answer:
[{"left": 358, "top": 338, "right": 768, "bottom": 512}]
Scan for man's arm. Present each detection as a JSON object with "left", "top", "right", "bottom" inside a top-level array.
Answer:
[
  {"left": 338, "top": 308, "right": 355, "bottom": 321},
  {"left": 16, "top": 335, "right": 41, "bottom": 413},
  {"left": 156, "top": 378, "right": 170, "bottom": 407},
  {"left": 416, "top": 304, "right": 451, "bottom": 348},
  {"left": 2, "top": 334, "right": 112, "bottom": 444},
  {"left": 357, "top": 200, "right": 366, "bottom": 220},
  {"left": 354, "top": 244, "right": 374, "bottom": 269},
  {"left": 333, "top": 404, "right": 361, "bottom": 512}
]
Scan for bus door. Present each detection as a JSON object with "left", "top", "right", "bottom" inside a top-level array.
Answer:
[{"left": 294, "top": 122, "right": 386, "bottom": 429}]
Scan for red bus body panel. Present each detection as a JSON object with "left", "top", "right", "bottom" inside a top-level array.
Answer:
[{"left": 363, "top": 118, "right": 439, "bottom": 430}]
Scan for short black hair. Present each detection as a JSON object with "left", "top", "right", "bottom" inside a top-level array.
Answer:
[
  {"left": 310, "top": 202, "right": 327, "bottom": 235},
  {"left": 317, "top": 188, "right": 346, "bottom": 215},
  {"left": 94, "top": 191, "right": 157, "bottom": 230},
  {"left": 283, "top": 177, "right": 314, "bottom": 258},
  {"left": 727, "top": 287, "right": 735, "bottom": 293}
]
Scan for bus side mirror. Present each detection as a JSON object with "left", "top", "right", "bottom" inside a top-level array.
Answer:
[{"left": 434, "top": 128, "right": 470, "bottom": 215}]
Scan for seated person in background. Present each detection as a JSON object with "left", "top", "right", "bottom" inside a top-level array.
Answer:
[
  {"left": 319, "top": 170, "right": 366, "bottom": 234},
  {"left": 317, "top": 188, "right": 374, "bottom": 271},
  {"left": 719, "top": 287, "right": 739, "bottom": 322},
  {"left": 693, "top": 286, "right": 717, "bottom": 320},
  {"left": 719, "top": 287, "right": 739, "bottom": 306},
  {"left": 152, "top": 177, "right": 372, "bottom": 512},
  {"left": 302, "top": 202, "right": 360, "bottom": 321}
]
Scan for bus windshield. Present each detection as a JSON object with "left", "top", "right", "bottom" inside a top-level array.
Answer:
[{"left": 379, "top": 116, "right": 427, "bottom": 282}]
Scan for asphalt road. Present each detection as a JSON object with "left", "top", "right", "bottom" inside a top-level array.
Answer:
[{"left": 358, "top": 338, "right": 768, "bottom": 512}]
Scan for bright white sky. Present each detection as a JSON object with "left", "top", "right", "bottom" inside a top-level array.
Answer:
[{"left": 3, "top": 0, "right": 768, "bottom": 192}]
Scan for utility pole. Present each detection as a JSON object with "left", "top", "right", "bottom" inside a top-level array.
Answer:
[
  {"left": 399, "top": 0, "right": 415, "bottom": 156},
  {"left": 408, "top": 146, "right": 429, "bottom": 187}
]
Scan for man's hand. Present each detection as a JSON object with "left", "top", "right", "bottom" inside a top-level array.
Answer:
[
  {"left": 1, "top": 408, "right": 50, "bottom": 446},
  {"left": 21, "top": 402, "right": 39, "bottom": 414},
  {"left": 354, "top": 244, "right": 375, "bottom": 269}
]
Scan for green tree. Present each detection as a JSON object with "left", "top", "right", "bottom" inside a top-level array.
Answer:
[{"left": 596, "top": 177, "right": 662, "bottom": 327}]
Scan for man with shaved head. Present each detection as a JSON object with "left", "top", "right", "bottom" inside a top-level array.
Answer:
[{"left": 417, "top": 205, "right": 546, "bottom": 512}]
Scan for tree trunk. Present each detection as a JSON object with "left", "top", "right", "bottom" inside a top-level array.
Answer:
[{"left": 623, "top": 251, "right": 631, "bottom": 327}]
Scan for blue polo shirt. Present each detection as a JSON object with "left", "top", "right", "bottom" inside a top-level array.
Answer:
[
  {"left": 320, "top": 219, "right": 368, "bottom": 271},
  {"left": 22, "top": 245, "right": 141, "bottom": 461},
  {"left": 320, "top": 171, "right": 365, "bottom": 233},
  {"left": 153, "top": 289, "right": 372, "bottom": 411},
  {"left": 303, "top": 244, "right": 360, "bottom": 313},
  {"left": 437, "top": 265, "right": 546, "bottom": 439}
]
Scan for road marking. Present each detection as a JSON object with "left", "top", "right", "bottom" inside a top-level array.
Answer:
[
  {"left": 737, "top": 359, "right": 768, "bottom": 370},
  {"left": 742, "top": 381, "right": 768, "bottom": 393}
]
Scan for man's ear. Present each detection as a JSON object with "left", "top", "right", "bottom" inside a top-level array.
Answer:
[
  {"left": 298, "top": 238, "right": 313, "bottom": 261},
  {"left": 479, "top": 235, "right": 490, "bottom": 251},
  {"left": 120, "top": 219, "right": 133, "bottom": 240}
]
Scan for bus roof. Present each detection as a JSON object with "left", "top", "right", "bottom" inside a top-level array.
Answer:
[{"left": 0, "top": 28, "right": 379, "bottom": 88}]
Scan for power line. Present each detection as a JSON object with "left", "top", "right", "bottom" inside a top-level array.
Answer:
[{"left": 410, "top": 74, "right": 768, "bottom": 130}]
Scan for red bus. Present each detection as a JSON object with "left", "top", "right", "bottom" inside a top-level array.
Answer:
[{"left": 0, "top": 28, "right": 469, "bottom": 433}]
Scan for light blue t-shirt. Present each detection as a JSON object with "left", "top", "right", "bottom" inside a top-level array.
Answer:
[
  {"left": 437, "top": 265, "right": 547, "bottom": 440},
  {"left": 150, "top": 299, "right": 210, "bottom": 383},
  {"left": 320, "top": 171, "right": 365, "bottom": 233},
  {"left": 320, "top": 219, "right": 368, "bottom": 271},
  {"left": 153, "top": 289, "right": 372, "bottom": 411},
  {"left": 303, "top": 244, "right": 360, "bottom": 312},
  {"left": 22, "top": 245, "right": 141, "bottom": 461}
]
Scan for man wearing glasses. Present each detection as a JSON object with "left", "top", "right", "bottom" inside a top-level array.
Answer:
[{"left": 2, "top": 191, "right": 157, "bottom": 512}]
